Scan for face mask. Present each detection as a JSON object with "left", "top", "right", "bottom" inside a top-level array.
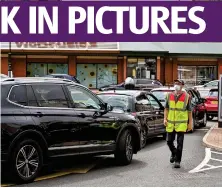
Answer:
[{"left": 174, "top": 85, "right": 181, "bottom": 91}]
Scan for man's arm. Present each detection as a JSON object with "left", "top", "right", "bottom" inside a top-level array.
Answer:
[
  {"left": 164, "top": 108, "right": 169, "bottom": 126},
  {"left": 187, "top": 96, "right": 193, "bottom": 130},
  {"left": 164, "top": 93, "right": 169, "bottom": 126}
]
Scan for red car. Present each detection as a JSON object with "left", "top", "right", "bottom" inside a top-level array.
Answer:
[{"left": 204, "top": 88, "right": 218, "bottom": 120}]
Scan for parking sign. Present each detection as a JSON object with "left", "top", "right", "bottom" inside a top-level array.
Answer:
[{"left": 219, "top": 75, "right": 222, "bottom": 128}]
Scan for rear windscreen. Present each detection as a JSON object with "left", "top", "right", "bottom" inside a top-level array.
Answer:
[{"left": 209, "top": 90, "right": 218, "bottom": 97}]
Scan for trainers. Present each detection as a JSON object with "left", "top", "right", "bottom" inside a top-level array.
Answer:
[
  {"left": 174, "top": 162, "right": 180, "bottom": 168},
  {"left": 170, "top": 155, "right": 175, "bottom": 163}
]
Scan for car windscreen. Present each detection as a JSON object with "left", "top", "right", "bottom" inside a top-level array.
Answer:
[
  {"left": 199, "top": 90, "right": 210, "bottom": 98},
  {"left": 151, "top": 90, "right": 171, "bottom": 105},
  {"left": 98, "top": 94, "right": 132, "bottom": 112}
]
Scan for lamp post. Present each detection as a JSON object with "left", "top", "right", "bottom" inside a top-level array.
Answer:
[{"left": 8, "top": 42, "right": 13, "bottom": 78}]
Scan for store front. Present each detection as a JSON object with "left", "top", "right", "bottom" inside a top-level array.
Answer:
[
  {"left": 127, "top": 57, "right": 157, "bottom": 79},
  {"left": 1, "top": 42, "right": 121, "bottom": 89}
]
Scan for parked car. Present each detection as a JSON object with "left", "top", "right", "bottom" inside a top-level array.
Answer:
[
  {"left": 197, "top": 79, "right": 212, "bottom": 85},
  {"left": 134, "top": 79, "right": 163, "bottom": 91},
  {"left": 99, "top": 82, "right": 125, "bottom": 91},
  {"left": 1, "top": 77, "right": 141, "bottom": 183},
  {"left": 194, "top": 80, "right": 219, "bottom": 92},
  {"left": 97, "top": 90, "right": 166, "bottom": 148},
  {"left": 44, "top": 74, "right": 81, "bottom": 84},
  {"left": 99, "top": 79, "right": 163, "bottom": 91},
  {"left": 151, "top": 87, "right": 207, "bottom": 131},
  {"left": 204, "top": 88, "right": 218, "bottom": 120}
]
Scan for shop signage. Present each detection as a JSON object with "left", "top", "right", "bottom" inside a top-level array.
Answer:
[
  {"left": 1, "top": 42, "right": 119, "bottom": 50},
  {"left": 219, "top": 75, "right": 222, "bottom": 128}
]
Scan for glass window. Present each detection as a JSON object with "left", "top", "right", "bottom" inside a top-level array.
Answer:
[
  {"left": 48, "top": 64, "right": 68, "bottom": 75},
  {"left": 127, "top": 57, "right": 157, "bottom": 79},
  {"left": 209, "top": 90, "right": 218, "bottom": 97},
  {"left": 32, "top": 85, "right": 68, "bottom": 108},
  {"left": 147, "top": 94, "right": 161, "bottom": 108},
  {"left": 27, "top": 63, "right": 68, "bottom": 77},
  {"left": 98, "top": 94, "right": 132, "bottom": 112},
  {"left": 27, "top": 85, "right": 38, "bottom": 107},
  {"left": 135, "top": 95, "right": 153, "bottom": 112},
  {"left": 178, "top": 65, "right": 217, "bottom": 87},
  {"left": 76, "top": 64, "right": 117, "bottom": 89},
  {"left": 9, "top": 85, "right": 27, "bottom": 106},
  {"left": 67, "top": 86, "right": 101, "bottom": 110}
]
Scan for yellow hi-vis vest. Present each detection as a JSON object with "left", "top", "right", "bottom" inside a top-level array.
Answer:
[{"left": 166, "top": 92, "right": 189, "bottom": 132}]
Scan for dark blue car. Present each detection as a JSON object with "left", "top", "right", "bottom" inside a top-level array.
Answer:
[{"left": 44, "top": 74, "right": 81, "bottom": 84}]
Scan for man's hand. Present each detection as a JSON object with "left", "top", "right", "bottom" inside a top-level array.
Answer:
[
  {"left": 164, "top": 119, "right": 168, "bottom": 127},
  {"left": 187, "top": 121, "right": 193, "bottom": 132}
]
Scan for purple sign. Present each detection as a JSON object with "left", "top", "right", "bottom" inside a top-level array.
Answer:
[{"left": 0, "top": 1, "right": 222, "bottom": 42}]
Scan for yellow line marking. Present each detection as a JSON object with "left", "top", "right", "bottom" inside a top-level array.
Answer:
[
  {"left": 1, "top": 184, "right": 14, "bottom": 187},
  {"left": 1, "top": 158, "right": 104, "bottom": 186},
  {"left": 35, "top": 163, "right": 97, "bottom": 182}
]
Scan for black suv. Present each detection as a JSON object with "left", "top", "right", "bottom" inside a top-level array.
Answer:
[{"left": 1, "top": 78, "right": 141, "bottom": 183}]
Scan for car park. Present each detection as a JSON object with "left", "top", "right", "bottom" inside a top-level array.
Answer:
[
  {"left": 1, "top": 77, "right": 141, "bottom": 184},
  {"left": 97, "top": 90, "right": 166, "bottom": 149},
  {"left": 204, "top": 88, "right": 218, "bottom": 120},
  {"left": 151, "top": 87, "right": 207, "bottom": 131}
]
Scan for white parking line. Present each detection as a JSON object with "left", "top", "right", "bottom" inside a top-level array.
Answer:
[{"left": 189, "top": 148, "right": 222, "bottom": 173}]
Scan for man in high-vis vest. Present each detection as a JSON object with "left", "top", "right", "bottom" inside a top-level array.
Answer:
[{"left": 164, "top": 79, "right": 193, "bottom": 168}]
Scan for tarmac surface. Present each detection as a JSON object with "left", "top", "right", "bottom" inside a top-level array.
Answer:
[{"left": 2, "top": 120, "right": 222, "bottom": 187}]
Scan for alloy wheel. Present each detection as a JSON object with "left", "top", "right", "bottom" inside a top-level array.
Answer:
[
  {"left": 126, "top": 134, "right": 133, "bottom": 161},
  {"left": 16, "top": 145, "right": 39, "bottom": 179}
]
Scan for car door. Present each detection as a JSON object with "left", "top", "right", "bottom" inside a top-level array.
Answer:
[
  {"left": 135, "top": 94, "right": 155, "bottom": 136},
  {"left": 192, "top": 89, "right": 205, "bottom": 122},
  {"left": 146, "top": 93, "right": 165, "bottom": 134},
  {"left": 28, "top": 84, "right": 80, "bottom": 157},
  {"left": 64, "top": 85, "right": 117, "bottom": 154}
]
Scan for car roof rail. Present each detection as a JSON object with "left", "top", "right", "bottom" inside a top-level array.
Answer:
[{"left": 1, "top": 78, "right": 15, "bottom": 82}]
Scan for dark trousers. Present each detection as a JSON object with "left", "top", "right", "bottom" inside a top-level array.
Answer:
[{"left": 167, "top": 131, "right": 184, "bottom": 163}]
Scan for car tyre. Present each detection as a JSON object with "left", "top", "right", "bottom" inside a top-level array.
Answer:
[
  {"left": 141, "top": 127, "right": 147, "bottom": 148},
  {"left": 200, "top": 112, "right": 207, "bottom": 127},
  {"left": 115, "top": 129, "right": 134, "bottom": 166},
  {"left": 9, "top": 139, "right": 43, "bottom": 184}
]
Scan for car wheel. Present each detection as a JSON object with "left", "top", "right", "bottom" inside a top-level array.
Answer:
[
  {"left": 200, "top": 112, "right": 207, "bottom": 127},
  {"left": 141, "top": 127, "right": 147, "bottom": 148},
  {"left": 115, "top": 129, "right": 134, "bottom": 165},
  {"left": 207, "top": 115, "right": 214, "bottom": 121},
  {"left": 9, "top": 139, "right": 43, "bottom": 184}
]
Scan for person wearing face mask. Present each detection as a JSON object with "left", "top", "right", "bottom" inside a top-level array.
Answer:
[{"left": 164, "top": 79, "right": 192, "bottom": 168}]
